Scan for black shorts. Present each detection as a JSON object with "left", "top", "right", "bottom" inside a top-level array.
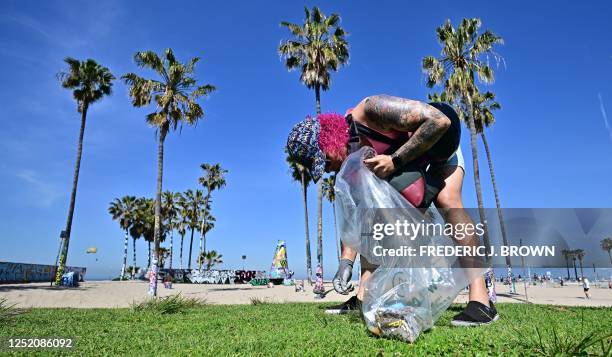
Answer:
[{"left": 427, "top": 102, "right": 461, "bottom": 163}]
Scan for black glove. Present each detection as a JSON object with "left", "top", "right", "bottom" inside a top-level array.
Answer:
[{"left": 333, "top": 258, "right": 354, "bottom": 294}]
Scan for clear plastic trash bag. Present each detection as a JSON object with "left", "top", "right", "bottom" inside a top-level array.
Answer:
[{"left": 334, "top": 147, "right": 484, "bottom": 343}]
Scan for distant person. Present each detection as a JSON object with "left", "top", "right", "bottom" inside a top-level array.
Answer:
[
  {"left": 287, "top": 95, "right": 498, "bottom": 327},
  {"left": 582, "top": 278, "right": 591, "bottom": 299}
]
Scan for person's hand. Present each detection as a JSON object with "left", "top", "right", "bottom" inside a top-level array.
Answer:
[
  {"left": 333, "top": 258, "right": 354, "bottom": 294},
  {"left": 364, "top": 155, "right": 395, "bottom": 178}
]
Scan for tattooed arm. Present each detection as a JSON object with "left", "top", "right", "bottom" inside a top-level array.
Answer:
[{"left": 362, "top": 94, "right": 450, "bottom": 167}]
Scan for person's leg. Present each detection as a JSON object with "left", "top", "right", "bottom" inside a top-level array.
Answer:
[
  {"left": 431, "top": 164, "right": 490, "bottom": 307},
  {"left": 356, "top": 256, "right": 376, "bottom": 301}
]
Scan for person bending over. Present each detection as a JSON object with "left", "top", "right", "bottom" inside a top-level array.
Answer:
[{"left": 286, "top": 94, "right": 498, "bottom": 326}]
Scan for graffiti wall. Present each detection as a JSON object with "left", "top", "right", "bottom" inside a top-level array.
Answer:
[
  {"left": 160, "top": 269, "right": 264, "bottom": 284},
  {"left": 0, "top": 261, "right": 87, "bottom": 284}
]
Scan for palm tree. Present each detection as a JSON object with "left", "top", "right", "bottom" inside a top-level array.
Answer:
[
  {"left": 561, "top": 249, "right": 572, "bottom": 280},
  {"left": 571, "top": 250, "right": 579, "bottom": 280},
  {"left": 162, "top": 191, "right": 180, "bottom": 270},
  {"left": 471, "top": 91, "right": 510, "bottom": 267},
  {"left": 279, "top": 6, "right": 349, "bottom": 114},
  {"left": 128, "top": 197, "right": 150, "bottom": 278},
  {"left": 183, "top": 189, "right": 205, "bottom": 270},
  {"left": 197, "top": 207, "right": 216, "bottom": 270},
  {"left": 198, "top": 163, "right": 227, "bottom": 258},
  {"left": 322, "top": 175, "right": 340, "bottom": 262},
  {"left": 197, "top": 250, "right": 224, "bottom": 270},
  {"left": 431, "top": 90, "right": 511, "bottom": 273},
  {"left": 157, "top": 247, "right": 170, "bottom": 269},
  {"left": 422, "top": 18, "right": 503, "bottom": 254},
  {"left": 108, "top": 196, "right": 137, "bottom": 280},
  {"left": 127, "top": 229, "right": 140, "bottom": 279},
  {"left": 54, "top": 58, "right": 115, "bottom": 285},
  {"left": 286, "top": 152, "right": 313, "bottom": 284},
  {"left": 575, "top": 249, "right": 585, "bottom": 279},
  {"left": 280, "top": 7, "right": 349, "bottom": 282},
  {"left": 122, "top": 49, "right": 215, "bottom": 296},
  {"left": 130, "top": 198, "right": 156, "bottom": 269},
  {"left": 176, "top": 193, "right": 189, "bottom": 269},
  {"left": 601, "top": 237, "right": 612, "bottom": 264}
]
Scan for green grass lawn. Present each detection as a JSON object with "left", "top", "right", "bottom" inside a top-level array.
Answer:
[{"left": 1, "top": 302, "right": 611, "bottom": 356}]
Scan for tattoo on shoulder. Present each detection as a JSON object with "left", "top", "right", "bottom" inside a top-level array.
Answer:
[{"left": 363, "top": 94, "right": 445, "bottom": 131}]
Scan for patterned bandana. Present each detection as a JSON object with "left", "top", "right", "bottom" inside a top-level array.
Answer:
[{"left": 286, "top": 116, "right": 326, "bottom": 183}]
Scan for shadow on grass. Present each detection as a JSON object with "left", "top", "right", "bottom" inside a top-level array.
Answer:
[
  {"left": 207, "top": 287, "right": 258, "bottom": 292},
  {"left": 0, "top": 285, "right": 91, "bottom": 292},
  {"left": 496, "top": 292, "right": 529, "bottom": 303}
]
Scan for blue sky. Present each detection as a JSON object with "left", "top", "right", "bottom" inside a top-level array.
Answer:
[{"left": 1, "top": 1, "right": 611, "bottom": 279}]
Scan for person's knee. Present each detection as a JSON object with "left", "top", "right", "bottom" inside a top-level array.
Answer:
[{"left": 436, "top": 189, "right": 463, "bottom": 209}]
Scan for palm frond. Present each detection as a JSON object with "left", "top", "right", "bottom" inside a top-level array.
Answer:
[
  {"left": 278, "top": 6, "right": 349, "bottom": 90},
  {"left": 191, "top": 84, "right": 216, "bottom": 99},
  {"left": 280, "top": 21, "right": 305, "bottom": 37},
  {"left": 57, "top": 57, "right": 115, "bottom": 110}
]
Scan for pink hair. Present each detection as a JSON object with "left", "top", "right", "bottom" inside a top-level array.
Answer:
[{"left": 318, "top": 112, "right": 349, "bottom": 160}]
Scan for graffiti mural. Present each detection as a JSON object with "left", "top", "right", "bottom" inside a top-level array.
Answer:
[
  {"left": 235, "top": 270, "right": 259, "bottom": 283},
  {"left": 159, "top": 269, "right": 264, "bottom": 284},
  {"left": 0, "top": 262, "right": 87, "bottom": 284}
]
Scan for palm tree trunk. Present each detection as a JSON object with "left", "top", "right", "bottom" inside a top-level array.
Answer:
[
  {"left": 579, "top": 259, "right": 584, "bottom": 279},
  {"left": 315, "top": 85, "right": 321, "bottom": 115},
  {"left": 465, "top": 95, "right": 495, "bottom": 300},
  {"left": 169, "top": 228, "right": 173, "bottom": 271},
  {"left": 573, "top": 259, "right": 578, "bottom": 280},
  {"left": 301, "top": 170, "right": 313, "bottom": 284},
  {"left": 565, "top": 257, "right": 570, "bottom": 280},
  {"left": 314, "top": 84, "right": 322, "bottom": 282},
  {"left": 203, "top": 230, "right": 207, "bottom": 262},
  {"left": 198, "top": 221, "right": 204, "bottom": 270},
  {"left": 608, "top": 250, "right": 611, "bottom": 265},
  {"left": 201, "top": 224, "right": 208, "bottom": 270},
  {"left": 132, "top": 237, "right": 137, "bottom": 279},
  {"left": 481, "top": 132, "right": 511, "bottom": 269},
  {"left": 147, "top": 241, "right": 151, "bottom": 268},
  {"left": 188, "top": 228, "right": 195, "bottom": 270},
  {"left": 332, "top": 201, "right": 340, "bottom": 262},
  {"left": 179, "top": 234, "right": 185, "bottom": 269},
  {"left": 120, "top": 229, "right": 129, "bottom": 280},
  {"left": 148, "top": 128, "right": 166, "bottom": 297},
  {"left": 465, "top": 96, "right": 492, "bottom": 253},
  {"left": 316, "top": 180, "right": 323, "bottom": 279},
  {"left": 55, "top": 102, "right": 89, "bottom": 285},
  {"left": 203, "top": 192, "right": 211, "bottom": 263}
]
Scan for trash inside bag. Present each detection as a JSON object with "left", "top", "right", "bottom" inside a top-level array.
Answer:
[
  {"left": 372, "top": 305, "right": 421, "bottom": 343},
  {"left": 334, "top": 147, "right": 485, "bottom": 343}
]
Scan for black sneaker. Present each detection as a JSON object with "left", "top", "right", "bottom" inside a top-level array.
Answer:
[
  {"left": 324, "top": 296, "right": 362, "bottom": 315},
  {"left": 451, "top": 300, "right": 499, "bottom": 327}
]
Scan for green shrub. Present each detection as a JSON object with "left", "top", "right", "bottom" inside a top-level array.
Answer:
[
  {"left": 516, "top": 311, "right": 612, "bottom": 355},
  {"left": 250, "top": 297, "right": 270, "bottom": 306},
  {"left": 0, "top": 298, "right": 26, "bottom": 323},
  {"left": 131, "top": 294, "right": 206, "bottom": 314}
]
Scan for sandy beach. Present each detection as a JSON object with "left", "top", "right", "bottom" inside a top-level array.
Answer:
[{"left": 1, "top": 280, "right": 610, "bottom": 309}]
